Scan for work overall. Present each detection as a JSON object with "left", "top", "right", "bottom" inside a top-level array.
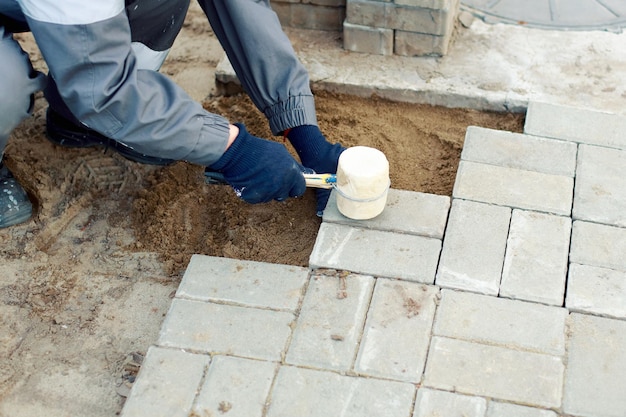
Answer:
[{"left": 0, "top": 0, "right": 317, "bottom": 166}]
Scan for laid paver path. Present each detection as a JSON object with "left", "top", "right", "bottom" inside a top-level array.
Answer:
[{"left": 121, "top": 102, "right": 626, "bottom": 417}]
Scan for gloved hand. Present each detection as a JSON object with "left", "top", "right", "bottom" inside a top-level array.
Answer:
[
  {"left": 286, "top": 125, "right": 345, "bottom": 216},
  {"left": 208, "top": 123, "right": 307, "bottom": 204}
]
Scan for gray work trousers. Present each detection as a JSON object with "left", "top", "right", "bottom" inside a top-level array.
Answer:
[
  {"left": 0, "top": 24, "right": 46, "bottom": 157},
  {"left": 199, "top": 0, "right": 317, "bottom": 135}
]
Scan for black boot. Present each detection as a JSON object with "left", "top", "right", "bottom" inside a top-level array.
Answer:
[
  {"left": 0, "top": 162, "right": 32, "bottom": 228},
  {"left": 46, "top": 108, "right": 175, "bottom": 166},
  {"left": 44, "top": 78, "right": 175, "bottom": 166}
]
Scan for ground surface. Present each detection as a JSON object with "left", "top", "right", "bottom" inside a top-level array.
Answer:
[{"left": 0, "top": 5, "right": 523, "bottom": 417}]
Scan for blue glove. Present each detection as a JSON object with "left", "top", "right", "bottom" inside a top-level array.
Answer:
[
  {"left": 287, "top": 125, "right": 345, "bottom": 216},
  {"left": 208, "top": 124, "right": 307, "bottom": 204}
]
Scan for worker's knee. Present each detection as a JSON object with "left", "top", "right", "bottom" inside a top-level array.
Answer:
[
  {"left": 126, "top": 0, "right": 190, "bottom": 51},
  {"left": 0, "top": 33, "right": 46, "bottom": 141}
]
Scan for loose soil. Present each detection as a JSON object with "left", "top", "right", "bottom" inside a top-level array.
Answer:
[{"left": 0, "top": 5, "right": 524, "bottom": 416}]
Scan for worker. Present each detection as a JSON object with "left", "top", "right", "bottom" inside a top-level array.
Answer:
[{"left": 0, "top": 0, "right": 344, "bottom": 228}]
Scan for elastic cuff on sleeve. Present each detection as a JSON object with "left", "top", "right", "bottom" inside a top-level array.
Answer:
[
  {"left": 264, "top": 94, "right": 318, "bottom": 135},
  {"left": 183, "top": 116, "right": 231, "bottom": 167}
]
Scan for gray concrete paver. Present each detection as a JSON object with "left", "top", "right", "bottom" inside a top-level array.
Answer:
[
  {"left": 354, "top": 279, "right": 438, "bottom": 382},
  {"left": 566, "top": 263, "right": 626, "bottom": 320},
  {"left": 323, "top": 189, "right": 451, "bottom": 239},
  {"left": 462, "top": 127, "right": 577, "bottom": 177},
  {"left": 500, "top": 210, "right": 571, "bottom": 306},
  {"left": 570, "top": 220, "right": 626, "bottom": 272},
  {"left": 563, "top": 313, "right": 626, "bottom": 417},
  {"left": 310, "top": 222, "right": 442, "bottom": 283},
  {"left": 286, "top": 273, "right": 374, "bottom": 371},
  {"left": 413, "top": 388, "right": 487, "bottom": 417},
  {"left": 453, "top": 160, "right": 574, "bottom": 215},
  {"left": 158, "top": 298, "right": 294, "bottom": 361},
  {"left": 434, "top": 289, "right": 567, "bottom": 355},
  {"left": 177, "top": 255, "right": 308, "bottom": 311},
  {"left": 267, "top": 366, "right": 415, "bottom": 417},
  {"left": 120, "top": 347, "right": 210, "bottom": 417},
  {"left": 573, "top": 144, "right": 626, "bottom": 227},
  {"left": 524, "top": 101, "right": 626, "bottom": 149},
  {"left": 424, "top": 337, "right": 564, "bottom": 408},
  {"left": 436, "top": 199, "right": 510, "bottom": 295},
  {"left": 193, "top": 356, "right": 276, "bottom": 417}
]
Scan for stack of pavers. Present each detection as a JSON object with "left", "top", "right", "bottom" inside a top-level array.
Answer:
[
  {"left": 271, "top": 0, "right": 346, "bottom": 31},
  {"left": 270, "top": 0, "right": 460, "bottom": 57},
  {"left": 121, "top": 101, "right": 626, "bottom": 417},
  {"left": 343, "top": 0, "right": 460, "bottom": 56}
]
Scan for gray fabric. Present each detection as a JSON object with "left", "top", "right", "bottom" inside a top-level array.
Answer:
[
  {"left": 1, "top": 0, "right": 317, "bottom": 167},
  {"left": 26, "top": 12, "right": 230, "bottom": 166},
  {"left": 198, "top": 0, "right": 318, "bottom": 135},
  {"left": 0, "top": 24, "right": 46, "bottom": 157}
]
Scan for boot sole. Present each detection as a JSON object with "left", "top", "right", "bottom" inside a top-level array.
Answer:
[{"left": 0, "top": 202, "right": 32, "bottom": 228}]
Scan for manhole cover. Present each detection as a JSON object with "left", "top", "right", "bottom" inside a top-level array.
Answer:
[{"left": 461, "top": 0, "right": 626, "bottom": 31}]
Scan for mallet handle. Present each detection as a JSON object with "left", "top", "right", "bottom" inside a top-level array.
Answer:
[
  {"left": 205, "top": 170, "right": 336, "bottom": 189},
  {"left": 303, "top": 173, "right": 336, "bottom": 189}
]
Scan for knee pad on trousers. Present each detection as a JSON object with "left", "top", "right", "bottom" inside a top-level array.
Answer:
[
  {"left": 124, "top": 0, "right": 191, "bottom": 70},
  {"left": 125, "top": 0, "right": 191, "bottom": 51}
]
